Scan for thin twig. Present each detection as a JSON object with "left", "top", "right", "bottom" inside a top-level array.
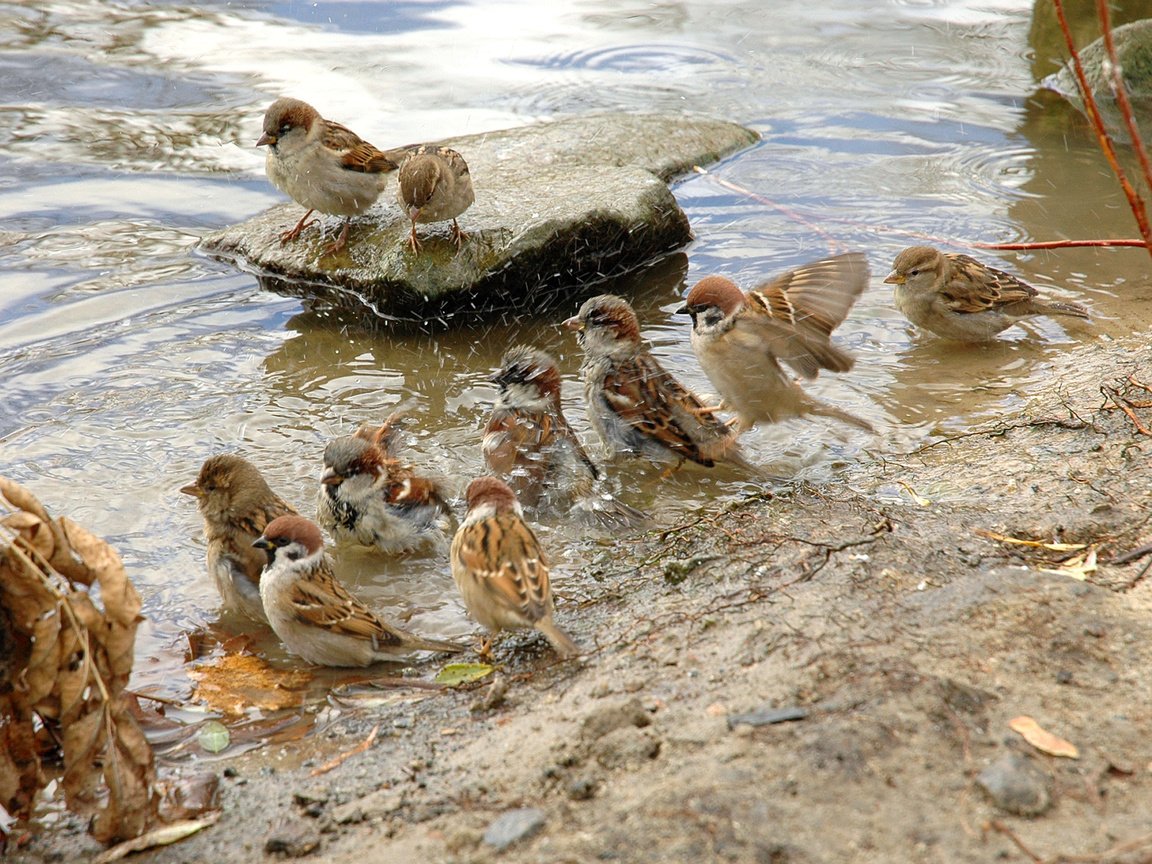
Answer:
[
  {"left": 986, "top": 820, "right": 1044, "bottom": 863},
  {"left": 309, "top": 723, "right": 380, "bottom": 777},
  {"left": 1052, "top": 0, "right": 1152, "bottom": 254},
  {"left": 1097, "top": 0, "right": 1152, "bottom": 197}
]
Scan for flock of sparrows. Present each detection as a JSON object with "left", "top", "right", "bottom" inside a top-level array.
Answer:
[{"left": 184, "top": 98, "right": 1095, "bottom": 670}]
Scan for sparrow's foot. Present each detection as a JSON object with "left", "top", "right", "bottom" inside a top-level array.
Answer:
[
  {"left": 279, "top": 209, "right": 317, "bottom": 245},
  {"left": 407, "top": 221, "right": 423, "bottom": 255},
  {"left": 696, "top": 399, "right": 728, "bottom": 416},
  {"left": 323, "top": 220, "right": 351, "bottom": 255},
  {"left": 450, "top": 218, "right": 468, "bottom": 251},
  {"left": 476, "top": 636, "right": 494, "bottom": 665}
]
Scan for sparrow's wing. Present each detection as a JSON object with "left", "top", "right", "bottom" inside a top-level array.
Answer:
[
  {"left": 287, "top": 565, "right": 410, "bottom": 649},
  {"left": 744, "top": 252, "right": 868, "bottom": 378},
  {"left": 322, "top": 120, "right": 402, "bottom": 174},
  {"left": 602, "top": 353, "right": 733, "bottom": 467},
  {"left": 483, "top": 407, "right": 551, "bottom": 479},
  {"left": 453, "top": 514, "right": 550, "bottom": 623},
  {"left": 549, "top": 401, "right": 601, "bottom": 482},
  {"left": 942, "top": 254, "right": 1039, "bottom": 313},
  {"left": 231, "top": 499, "right": 298, "bottom": 581}
]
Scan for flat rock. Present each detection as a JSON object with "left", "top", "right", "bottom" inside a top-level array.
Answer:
[
  {"left": 482, "top": 807, "right": 547, "bottom": 851},
  {"left": 976, "top": 752, "right": 1052, "bottom": 817},
  {"left": 199, "top": 113, "right": 757, "bottom": 322}
]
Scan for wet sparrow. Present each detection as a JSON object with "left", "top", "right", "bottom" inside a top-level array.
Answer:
[
  {"left": 253, "top": 515, "right": 463, "bottom": 667},
  {"left": 256, "top": 97, "right": 408, "bottom": 254},
  {"left": 484, "top": 345, "right": 648, "bottom": 527},
  {"left": 181, "top": 454, "right": 298, "bottom": 623},
  {"left": 564, "top": 294, "right": 758, "bottom": 474},
  {"left": 397, "top": 144, "right": 475, "bottom": 254},
  {"left": 884, "top": 246, "right": 1091, "bottom": 342},
  {"left": 450, "top": 477, "right": 579, "bottom": 658},
  {"left": 317, "top": 416, "right": 456, "bottom": 555},
  {"left": 678, "top": 253, "right": 874, "bottom": 434}
]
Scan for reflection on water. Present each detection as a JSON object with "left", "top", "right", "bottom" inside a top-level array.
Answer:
[{"left": 2, "top": 0, "right": 1150, "bottom": 720}]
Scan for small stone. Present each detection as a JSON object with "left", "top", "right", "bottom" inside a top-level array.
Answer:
[
  {"left": 329, "top": 788, "right": 404, "bottom": 825},
  {"left": 727, "top": 707, "right": 809, "bottom": 730},
  {"left": 483, "top": 807, "right": 547, "bottom": 851},
  {"left": 264, "top": 820, "right": 321, "bottom": 858},
  {"left": 567, "top": 778, "right": 597, "bottom": 801},
  {"left": 977, "top": 753, "right": 1052, "bottom": 817}
]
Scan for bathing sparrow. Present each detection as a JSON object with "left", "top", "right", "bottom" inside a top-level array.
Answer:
[
  {"left": 317, "top": 417, "right": 456, "bottom": 555},
  {"left": 397, "top": 144, "right": 475, "bottom": 254},
  {"left": 450, "top": 477, "right": 579, "bottom": 658},
  {"left": 484, "top": 345, "right": 647, "bottom": 527},
  {"left": 564, "top": 294, "right": 758, "bottom": 473},
  {"left": 181, "top": 454, "right": 298, "bottom": 623},
  {"left": 678, "top": 253, "right": 874, "bottom": 434},
  {"left": 884, "top": 246, "right": 1090, "bottom": 341},
  {"left": 254, "top": 515, "right": 463, "bottom": 666}
]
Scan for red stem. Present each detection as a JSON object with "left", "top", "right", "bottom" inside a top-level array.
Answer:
[
  {"left": 1096, "top": 0, "right": 1152, "bottom": 198},
  {"left": 1052, "top": 0, "right": 1152, "bottom": 255}
]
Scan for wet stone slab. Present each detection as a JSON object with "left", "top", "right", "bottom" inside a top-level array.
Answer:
[{"left": 199, "top": 112, "right": 758, "bottom": 324}]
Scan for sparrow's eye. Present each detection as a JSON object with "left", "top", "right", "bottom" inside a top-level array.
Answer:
[
  {"left": 278, "top": 122, "right": 292, "bottom": 135},
  {"left": 909, "top": 268, "right": 920, "bottom": 276}
]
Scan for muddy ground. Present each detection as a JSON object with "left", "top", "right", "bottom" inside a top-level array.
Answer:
[{"left": 11, "top": 335, "right": 1152, "bottom": 864}]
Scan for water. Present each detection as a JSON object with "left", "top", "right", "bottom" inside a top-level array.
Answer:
[{"left": 2, "top": 0, "right": 1149, "bottom": 708}]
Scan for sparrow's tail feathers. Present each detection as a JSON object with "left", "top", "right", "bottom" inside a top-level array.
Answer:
[
  {"left": 536, "top": 618, "right": 580, "bottom": 659},
  {"left": 1036, "top": 299, "right": 1091, "bottom": 320},
  {"left": 810, "top": 399, "right": 875, "bottom": 434}
]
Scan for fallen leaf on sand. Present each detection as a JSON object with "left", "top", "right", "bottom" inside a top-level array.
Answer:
[
  {"left": 188, "top": 653, "right": 310, "bottom": 717},
  {"left": 975, "top": 530, "right": 1087, "bottom": 552},
  {"left": 1009, "top": 716, "right": 1080, "bottom": 759},
  {"left": 434, "top": 663, "right": 495, "bottom": 687}
]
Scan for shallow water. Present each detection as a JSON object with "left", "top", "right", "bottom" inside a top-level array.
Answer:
[{"left": 2, "top": 0, "right": 1150, "bottom": 708}]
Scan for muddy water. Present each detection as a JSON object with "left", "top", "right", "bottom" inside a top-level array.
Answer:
[{"left": 2, "top": 0, "right": 1150, "bottom": 704}]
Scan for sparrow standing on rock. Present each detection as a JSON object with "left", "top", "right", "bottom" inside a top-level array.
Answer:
[
  {"left": 483, "top": 345, "right": 648, "bottom": 527},
  {"left": 181, "top": 454, "right": 298, "bottom": 623},
  {"left": 451, "top": 477, "right": 579, "bottom": 659},
  {"left": 564, "top": 294, "right": 758, "bottom": 474},
  {"left": 884, "top": 246, "right": 1091, "bottom": 341},
  {"left": 254, "top": 515, "right": 463, "bottom": 667},
  {"left": 397, "top": 144, "right": 475, "bottom": 253},
  {"left": 678, "top": 253, "right": 874, "bottom": 434},
  {"left": 317, "top": 417, "right": 456, "bottom": 555},
  {"left": 256, "top": 97, "right": 407, "bottom": 253}
]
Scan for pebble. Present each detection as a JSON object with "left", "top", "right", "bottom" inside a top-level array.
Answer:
[
  {"left": 727, "top": 707, "right": 809, "bottom": 730},
  {"left": 977, "top": 753, "right": 1052, "bottom": 816},
  {"left": 483, "top": 807, "right": 547, "bottom": 851},
  {"left": 264, "top": 820, "right": 321, "bottom": 858},
  {"left": 580, "top": 698, "right": 652, "bottom": 741}
]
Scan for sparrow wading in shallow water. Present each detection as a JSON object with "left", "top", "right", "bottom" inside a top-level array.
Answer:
[
  {"left": 256, "top": 97, "right": 408, "bottom": 253},
  {"left": 678, "top": 252, "right": 874, "bottom": 434},
  {"left": 884, "top": 245, "right": 1090, "bottom": 342},
  {"left": 450, "top": 477, "right": 579, "bottom": 659},
  {"left": 317, "top": 416, "right": 456, "bottom": 556},
  {"left": 181, "top": 453, "right": 298, "bottom": 623},
  {"left": 564, "top": 294, "right": 760, "bottom": 475},
  {"left": 396, "top": 144, "right": 475, "bottom": 254},
  {"left": 254, "top": 514, "right": 463, "bottom": 667},
  {"left": 483, "top": 344, "right": 648, "bottom": 527}
]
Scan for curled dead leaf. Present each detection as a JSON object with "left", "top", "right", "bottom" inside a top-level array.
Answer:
[{"left": 1009, "top": 715, "right": 1080, "bottom": 759}]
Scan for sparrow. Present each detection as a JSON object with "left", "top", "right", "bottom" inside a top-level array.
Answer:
[
  {"left": 483, "top": 345, "right": 648, "bottom": 527},
  {"left": 564, "top": 294, "right": 759, "bottom": 474},
  {"left": 256, "top": 97, "right": 408, "bottom": 254},
  {"left": 316, "top": 416, "right": 456, "bottom": 555},
  {"left": 253, "top": 515, "right": 464, "bottom": 667},
  {"left": 884, "top": 246, "right": 1091, "bottom": 342},
  {"left": 396, "top": 144, "right": 475, "bottom": 254},
  {"left": 678, "top": 253, "right": 874, "bottom": 435},
  {"left": 181, "top": 454, "right": 298, "bottom": 623},
  {"left": 450, "top": 477, "right": 579, "bottom": 659}
]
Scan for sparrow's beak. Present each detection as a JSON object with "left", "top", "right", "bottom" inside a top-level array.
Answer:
[
  {"left": 179, "top": 483, "right": 201, "bottom": 498},
  {"left": 883, "top": 271, "right": 904, "bottom": 285},
  {"left": 320, "top": 467, "right": 343, "bottom": 486},
  {"left": 252, "top": 536, "right": 273, "bottom": 551},
  {"left": 256, "top": 132, "right": 275, "bottom": 148},
  {"left": 562, "top": 315, "right": 583, "bottom": 332},
  {"left": 675, "top": 304, "right": 690, "bottom": 315}
]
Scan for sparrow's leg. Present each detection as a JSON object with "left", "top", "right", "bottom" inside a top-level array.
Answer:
[
  {"left": 450, "top": 218, "right": 468, "bottom": 251},
  {"left": 696, "top": 399, "right": 728, "bottom": 416},
  {"left": 407, "top": 220, "right": 423, "bottom": 254},
  {"left": 324, "top": 219, "right": 352, "bottom": 255},
  {"left": 279, "top": 209, "right": 317, "bottom": 244},
  {"left": 476, "top": 636, "right": 494, "bottom": 664}
]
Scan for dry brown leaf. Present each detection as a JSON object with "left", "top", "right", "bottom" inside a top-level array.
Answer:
[
  {"left": 1, "top": 478, "right": 157, "bottom": 844},
  {"left": 92, "top": 812, "right": 221, "bottom": 864},
  {"left": 188, "top": 652, "right": 311, "bottom": 717},
  {"left": 1009, "top": 715, "right": 1080, "bottom": 759},
  {"left": 1038, "top": 547, "right": 1098, "bottom": 581}
]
